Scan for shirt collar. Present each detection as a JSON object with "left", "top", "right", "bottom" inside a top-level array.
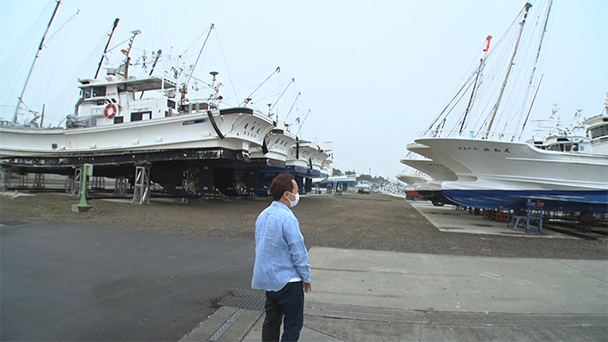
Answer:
[{"left": 272, "top": 201, "right": 290, "bottom": 210}]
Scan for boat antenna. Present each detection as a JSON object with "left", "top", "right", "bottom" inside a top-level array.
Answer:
[
  {"left": 185, "top": 23, "right": 215, "bottom": 90},
  {"left": 242, "top": 66, "right": 281, "bottom": 105},
  {"left": 13, "top": 0, "right": 61, "bottom": 123},
  {"left": 269, "top": 78, "right": 295, "bottom": 122},
  {"left": 459, "top": 35, "right": 492, "bottom": 135},
  {"left": 95, "top": 18, "right": 120, "bottom": 79},
  {"left": 138, "top": 49, "right": 163, "bottom": 99},
  {"left": 485, "top": 2, "right": 532, "bottom": 138},
  {"left": 119, "top": 29, "right": 141, "bottom": 79}
]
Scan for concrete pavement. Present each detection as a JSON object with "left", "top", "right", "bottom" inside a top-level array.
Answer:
[{"left": 181, "top": 247, "right": 607, "bottom": 341}]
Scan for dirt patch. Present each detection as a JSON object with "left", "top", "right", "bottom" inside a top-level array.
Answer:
[{"left": 1, "top": 192, "right": 606, "bottom": 260}]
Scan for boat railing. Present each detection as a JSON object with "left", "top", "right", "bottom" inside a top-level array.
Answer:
[{"left": 416, "top": 129, "right": 523, "bottom": 141}]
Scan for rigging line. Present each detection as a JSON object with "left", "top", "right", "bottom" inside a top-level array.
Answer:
[
  {"left": 13, "top": 0, "right": 61, "bottom": 123},
  {"left": 486, "top": 2, "right": 532, "bottom": 137},
  {"left": 179, "top": 25, "right": 213, "bottom": 58},
  {"left": 108, "top": 37, "right": 132, "bottom": 53},
  {"left": 517, "top": 0, "right": 553, "bottom": 135},
  {"left": 185, "top": 23, "right": 215, "bottom": 88},
  {"left": 269, "top": 78, "right": 295, "bottom": 113},
  {"left": 214, "top": 29, "right": 239, "bottom": 105},
  {"left": 44, "top": 7, "right": 80, "bottom": 46},
  {"left": 242, "top": 66, "right": 281, "bottom": 105}
]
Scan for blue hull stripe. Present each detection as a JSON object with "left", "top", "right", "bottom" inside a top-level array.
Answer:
[{"left": 443, "top": 189, "right": 608, "bottom": 213}]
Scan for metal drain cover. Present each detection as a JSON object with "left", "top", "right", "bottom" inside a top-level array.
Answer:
[{"left": 218, "top": 291, "right": 266, "bottom": 311}]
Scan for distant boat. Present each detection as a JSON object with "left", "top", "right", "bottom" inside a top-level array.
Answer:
[
  {"left": 285, "top": 139, "right": 329, "bottom": 177},
  {"left": 398, "top": 158, "right": 457, "bottom": 206}
]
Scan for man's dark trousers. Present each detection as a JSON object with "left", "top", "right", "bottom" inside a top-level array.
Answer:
[{"left": 262, "top": 281, "right": 304, "bottom": 342}]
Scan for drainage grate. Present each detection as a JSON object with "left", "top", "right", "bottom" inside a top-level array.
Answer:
[{"left": 218, "top": 291, "right": 266, "bottom": 311}]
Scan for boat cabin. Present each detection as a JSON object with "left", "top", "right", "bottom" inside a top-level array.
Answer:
[
  {"left": 76, "top": 71, "right": 178, "bottom": 127},
  {"left": 585, "top": 113, "right": 608, "bottom": 155}
]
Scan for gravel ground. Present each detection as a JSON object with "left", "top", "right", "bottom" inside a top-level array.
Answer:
[{"left": 1, "top": 191, "right": 606, "bottom": 260}]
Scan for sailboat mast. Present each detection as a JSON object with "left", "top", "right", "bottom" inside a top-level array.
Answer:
[
  {"left": 95, "top": 18, "right": 120, "bottom": 79},
  {"left": 12, "top": 0, "right": 61, "bottom": 123},
  {"left": 485, "top": 2, "right": 532, "bottom": 137}
]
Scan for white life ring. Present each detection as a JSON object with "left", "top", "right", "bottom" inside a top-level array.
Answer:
[{"left": 104, "top": 103, "right": 117, "bottom": 119}]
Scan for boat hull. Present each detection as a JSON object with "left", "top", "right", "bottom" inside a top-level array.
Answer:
[
  {"left": 442, "top": 189, "right": 608, "bottom": 213},
  {"left": 415, "top": 137, "right": 608, "bottom": 212},
  {"left": 0, "top": 108, "right": 274, "bottom": 158}
]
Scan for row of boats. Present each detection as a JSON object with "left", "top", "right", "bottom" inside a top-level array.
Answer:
[
  {"left": 399, "top": 112, "right": 608, "bottom": 213},
  {"left": 0, "top": 5, "right": 332, "bottom": 198},
  {"left": 398, "top": 0, "right": 608, "bottom": 214}
]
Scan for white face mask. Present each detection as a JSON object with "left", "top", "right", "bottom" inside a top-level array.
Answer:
[{"left": 286, "top": 191, "right": 300, "bottom": 208}]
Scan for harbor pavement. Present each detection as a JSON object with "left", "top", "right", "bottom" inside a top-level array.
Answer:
[{"left": 182, "top": 247, "right": 607, "bottom": 341}]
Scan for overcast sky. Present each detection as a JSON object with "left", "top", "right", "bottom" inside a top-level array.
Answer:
[{"left": 1, "top": 0, "right": 606, "bottom": 180}]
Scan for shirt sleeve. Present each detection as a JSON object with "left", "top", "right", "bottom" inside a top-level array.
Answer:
[{"left": 283, "top": 216, "right": 311, "bottom": 283}]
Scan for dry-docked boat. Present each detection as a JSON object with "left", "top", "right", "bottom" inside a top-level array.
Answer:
[
  {"left": 285, "top": 139, "right": 329, "bottom": 177},
  {"left": 415, "top": 111, "right": 608, "bottom": 212},
  {"left": 0, "top": 16, "right": 275, "bottom": 197},
  {"left": 398, "top": 157, "right": 458, "bottom": 206},
  {"left": 250, "top": 125, "right": 297, "bottom": 168}
]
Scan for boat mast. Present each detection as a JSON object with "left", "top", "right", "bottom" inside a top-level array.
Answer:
[
  {"left": 94, "top": 18, "right": 120, "bottom": 79},
  {"left": 284, "top": 91, "right": 301, "bottom": 124},
  {"left": 242, "top": 66, "right": 281, "bottom": 105},
  {"left": 139, "top": 49, "right": 163, "bottom": 99},
  {"left": 12, "top": 0, "right": 61, "bottom": 123},
  {"left": 269, "top": 78, "right": 296, "bottom": 123},
  {"left": 518, "top": 0, "right": 553, "bottom": 138},
  {"left": 185, "top": 23, "right": 215, "bottom": 90},
  {"left": 485, "top": 2, "right": 532, "bottom": 138},
  {"left": 120, "top": 30, "right": 141, "bottom": 79},
  {"left": 459, "top": 35, "right": 493, "bottom": 135}
]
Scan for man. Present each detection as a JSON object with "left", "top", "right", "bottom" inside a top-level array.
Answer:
[{"left": 252, "top": 173, "right": 312, "bottom": 342}]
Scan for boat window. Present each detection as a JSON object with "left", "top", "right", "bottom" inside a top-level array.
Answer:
[
  {"left": 131, "top": 111, "right": 152, "bottom": 121},
  {"left": 114, "top": 116, "right": 124, "bottom": 124},
  {"left": 590, "top": 125, "right": 608, "bottom": 139},
  {"left": 167, "top": 99, "right": 176, "bottom": 109},
  {"left": 572, "top": 143, "right": 579, "bottom": 152},
  {"left": 92, "top": 86, "right": 106, "bottom": 97},
  {"left": 84, "top": 87, "right": 91, "bottom": 98}
]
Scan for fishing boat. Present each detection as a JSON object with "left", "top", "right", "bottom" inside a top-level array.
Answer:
[
  {"left": 285, "top": 139, "right": 329, "bottom": 177},
  {"left": 0, "top": 7, "right": 276, "bottom": 197},
  {"left": 403, "top": 0, "right": 608, "bottom": 212},
  {"left": 415, "top": 110, "right": 608, "bottom": 212},
  {"left": 250, "top": 126, "right": 297, "bottom": 168},
  {"left": 398, "top": 157, "right": 458, "bottom": 206}
]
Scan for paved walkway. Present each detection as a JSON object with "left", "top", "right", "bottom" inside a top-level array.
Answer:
[{"left": 181, "top": 247, "right": 607, "bottom": 341}]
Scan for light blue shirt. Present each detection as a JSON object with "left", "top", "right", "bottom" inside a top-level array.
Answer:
[{"left": 252, "top": 201, "right": 311, "bottom": 292}]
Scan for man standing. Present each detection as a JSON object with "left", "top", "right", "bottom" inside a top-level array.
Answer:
[{"left": 252, "top": 173, "right": 312, "bottom": 342}]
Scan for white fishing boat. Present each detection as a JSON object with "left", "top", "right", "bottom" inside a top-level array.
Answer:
[
  {"left": 0, "top": 10, "right": 276, "bottom": 197},
  {"left": 398, "top": 157, "right": 458, "bottom": 205},
  {"left": 0, "top": 72, "right": 273, "bottom": 160},
  {"left": 403, "top": 0, "right": 607, "bottom": 212},
  {"left": 415, "top": 110, "right": 608, "bottom": 212},
  {"left": 250, "top": 126, "right": 297, "bottom": 168},
  {"left": 285, "top": 139, "right": 329, "bottom": 177}
]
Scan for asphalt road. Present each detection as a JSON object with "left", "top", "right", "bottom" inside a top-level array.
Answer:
[{"left": 0, "top": 222, "right": 255, "bottom": 341}]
